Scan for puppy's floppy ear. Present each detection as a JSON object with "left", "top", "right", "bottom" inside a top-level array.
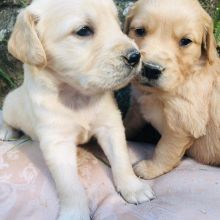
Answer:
[
  {"left": 124, "top": 5, "right": 135, "bottom": 34},
  {"left": 202, "top": 17, "right": 218, "bottom": 65},
  {"left": 8, "top": 9, "right": 47, "bottom": 68},
  {"left": 124, "top": 14, "right": 133, "bottom": 34}
]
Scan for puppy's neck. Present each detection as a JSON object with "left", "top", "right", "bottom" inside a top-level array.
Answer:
[{"left": 58, "top": 83, "right": 103, "bottom": 111}]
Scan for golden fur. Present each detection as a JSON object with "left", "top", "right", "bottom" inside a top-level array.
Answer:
[
  {"left": 125, "top": 0, "right": 220, "bottom": 179},
  {"left": 0, "top": 0, "right": 155, "bottom": 219}
]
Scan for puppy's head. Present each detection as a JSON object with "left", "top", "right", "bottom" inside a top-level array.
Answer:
[
  {"left": 8, "top": 0, "right": 141, "bottom": 93},
  {"left": 125, "top": 0, "right": 218, "bottom": 92}
]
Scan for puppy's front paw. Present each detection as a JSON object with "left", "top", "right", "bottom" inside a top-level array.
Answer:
[
  {"left": 58, "top": 206, "right": 90, "bottom": 220},
  {"left": 0, "top": 124, "right": 20, "bottom": 141},
  {"left": 117, "top": 177, "right": 155, "bottom": 204},
  {"left": 134, "top": 160, "right": 164, "bottom": 179}
]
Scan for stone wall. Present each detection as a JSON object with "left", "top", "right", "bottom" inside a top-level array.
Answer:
[
  {"left": 0, "top": 0, "right": 29, "bottom": 101},
  {"left": 0, "top": 0, "right": 219, "bottom": 105}
]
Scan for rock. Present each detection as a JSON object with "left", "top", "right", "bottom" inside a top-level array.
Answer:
[
  {"left": 0, "top": 6, "right": 21, "bottom": 103},
  {"left": 0, "top": 8, "right": 21, "bottom": 74},
  {"left": 0, "top": 0, "right": 30, "bottom": 7},
  {"left": 114, "top": 0, "right": 136, "bottom": 22}
]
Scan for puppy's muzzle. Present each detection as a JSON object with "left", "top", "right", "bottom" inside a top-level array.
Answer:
[
  {"left": 142, "top": 62, "right": 165, "bottom": 80},
  {"left": 123, "top": 49, "right": 141, "bottom": 67}
]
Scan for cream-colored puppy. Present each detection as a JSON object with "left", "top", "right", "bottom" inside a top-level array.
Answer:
[
  {"left": 0, "top": 0, "right": 155, "bottom": 219},
  {"left": 125, "top": 0, "right": 220, "bottom": 179}
]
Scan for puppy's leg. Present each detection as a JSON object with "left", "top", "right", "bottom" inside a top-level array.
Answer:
[
  {"left": 0, "top": 89, "right": 25, "bottom": 141},
  {"left": 95, "top": 117, "right": 155, "bottom": 204},
  {"left": 134, "top": 132, "right": 192, "bottom": 179},
  {"left": 39, "top": 129, "right": 90, "bottom": 220}
]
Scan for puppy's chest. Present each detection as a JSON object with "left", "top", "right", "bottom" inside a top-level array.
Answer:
[{"left": 58, "top": 86, "right": 114, "bottom": 143}]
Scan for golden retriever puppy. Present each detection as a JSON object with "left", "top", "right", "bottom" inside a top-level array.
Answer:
[
  {"left": 125, "top": 0, "right": 220, "bottom": 179},
  {"left": 0, "top": 0, "right": 155, "bottom": 219}
]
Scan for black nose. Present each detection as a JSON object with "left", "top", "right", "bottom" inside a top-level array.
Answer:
[
  {"left": 123, "top": 50, "right": 141, "bottom": 67},
  {"left": 142, "top": 62, "right": 165, "bottom": 80}
]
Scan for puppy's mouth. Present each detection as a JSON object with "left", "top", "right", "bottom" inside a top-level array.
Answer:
[
  {"left": 136, "top": 70, "right": 158, "bottom": 88},
  {"left": 136, "top": 62, "right": 164, "bottom": 87},
  {"left": 111, "top": 68, "right": 139, "bottom": 90},
  {"left": 141, "top": 81, "right": 154, "bottom": 87},
  {"left": 107, "top": 59, "right": 141, "bottom": 89}
]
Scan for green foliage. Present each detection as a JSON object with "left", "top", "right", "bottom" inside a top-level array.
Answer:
[
  {"left": 20, "top": 0, "right": 29, "bottom": 7},
  {"left": 214, "top": 3, "right": 220, "bottom": 46},
  {"left": 0, "top": 68, "right": 15, "bottom": 88}
]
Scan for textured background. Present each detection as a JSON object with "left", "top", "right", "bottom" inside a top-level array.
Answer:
[{"left": 0, "top": 0, "right": 219, "bottom": 107}]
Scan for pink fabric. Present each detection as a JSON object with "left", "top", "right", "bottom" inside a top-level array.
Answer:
[{"left": 0, "top": 113, "right": 220, "bottom": 220}]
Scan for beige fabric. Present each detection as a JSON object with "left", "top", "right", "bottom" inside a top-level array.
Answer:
[{"left": 0, "top": 113, "right": 220, "bottom": 220}]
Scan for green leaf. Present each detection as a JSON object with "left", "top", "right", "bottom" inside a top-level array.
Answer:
[
  {"left": 0, "top": 68, "right": 15, "bottom": 88},
  {"left": 214, "top": 3, "right": 220, "bottom": 46},
  {"left": 20, "top": 0, "right": 29, "bottom": 7},
  {"left": 215, "top": 22, "right": 220, "bottom": 46}
]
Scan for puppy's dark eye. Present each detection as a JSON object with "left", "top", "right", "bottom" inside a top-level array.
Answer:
[
  {"left": 135, "top": 28, "right": 146, "bottom": 37},
  {"left": 180, "top": 38, "right": 192, "bottom": 47},
  {"left": 76, "top": 26, "right": 94, "bottom": 37}
]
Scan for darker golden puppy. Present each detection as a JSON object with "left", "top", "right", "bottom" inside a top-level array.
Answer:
[{"left": 125, "top": 0, "right": 220, "bottom": 179}]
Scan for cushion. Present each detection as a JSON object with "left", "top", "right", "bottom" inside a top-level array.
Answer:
[{"left": 0, "top": 112, "right": 220, "bottom": 220}]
